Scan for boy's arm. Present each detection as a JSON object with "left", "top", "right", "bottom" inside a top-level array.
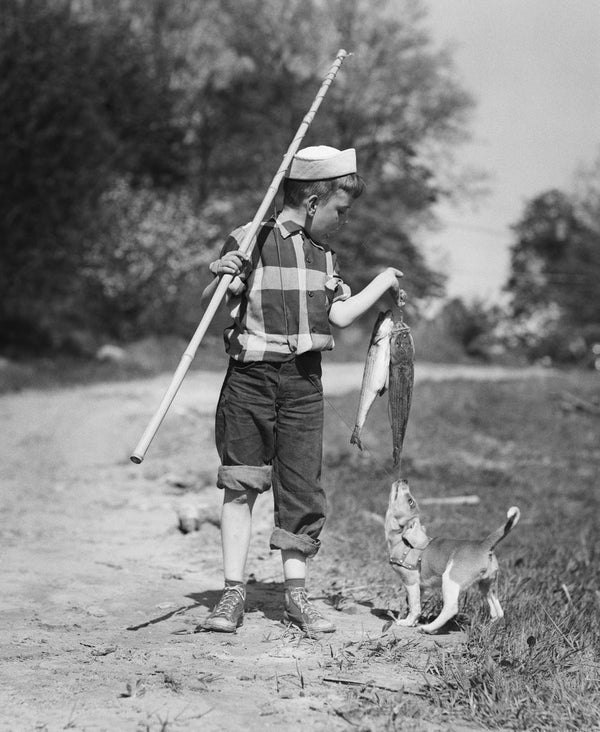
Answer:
[{"left": 328, "top": 267, "right": 404, "bottom": 328}]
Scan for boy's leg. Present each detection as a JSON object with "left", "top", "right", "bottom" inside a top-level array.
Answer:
[
  {"left": 281, "top": 549, "right": 307, "bottom": 580},
  {"left": 270, "top": 357, "right": 325, "bottom": 557},
  {"left": 221, "top": 488, "right": 258, "bottom": 581},
  {"left": 202, "top": 488, "right": 257, "bottom": 633},
  {"left": 272, "top": 356, "right": 335, "bottom": 633},
  {"left": 281, "top": 549, "right": 335, "bottom": 634},
  {"left": 202, "top": 361, "right": 276, "bottom": 633}
]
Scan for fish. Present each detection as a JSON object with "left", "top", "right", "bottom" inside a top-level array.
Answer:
[
  {"left": 388, "top": 318, "right": 415, "bottom": 472},
  {"left": 350, "top": 310, "right": 395, "bottom": 450},
  {"left": 350, "top": 308, "right": 415, "bottom": 474}
]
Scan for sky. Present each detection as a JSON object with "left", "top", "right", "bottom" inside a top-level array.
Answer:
[{"left": 420, "top": 0, "right": 600, "bottom": 302}]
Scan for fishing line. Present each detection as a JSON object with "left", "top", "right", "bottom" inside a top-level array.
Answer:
[
  {"left": 274, "top": 218, "right": 395, "bottom": 479},
  {"left": 295, "top": 359, "right": 395, "bottom": 480},
  {"left": 321, "top": 387, "right": 396, "bottom": 479}
]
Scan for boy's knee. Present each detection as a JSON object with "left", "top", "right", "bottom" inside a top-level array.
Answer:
[{"left": 217, "top": 465, "right": 272, "bottom": 494}]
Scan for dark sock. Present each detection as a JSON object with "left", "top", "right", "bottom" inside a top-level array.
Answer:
[
  {"left": 224, "top": 579, "right": 245, "bottom": 590},
  {"left": 284, "top": 578, "right": 305, "bottom": 590}
]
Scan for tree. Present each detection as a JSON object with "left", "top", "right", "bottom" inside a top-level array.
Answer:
[
  {"left": 1, "top": 0, "right": 475, "bottom": 350},
  {"left": 147, "top": 0, "right": 472, "bottom": 300},
  {"left": 0, "top": 0, "right": 184, "bottom": 349},
  {"left": 505, "top": 165, "right": 600, "bottom": 362},
  {"left": 507, "top": 189, "right": 600, "bottom": 327}
]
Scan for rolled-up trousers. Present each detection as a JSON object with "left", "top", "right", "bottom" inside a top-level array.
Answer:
[{"left": 214, "top": 352, "right": 325, "bottom": 558}]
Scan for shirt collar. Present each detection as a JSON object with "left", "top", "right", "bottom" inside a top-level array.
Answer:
[
  {"left": 274, "top": 218, "right": 326, "bottom": 251},
  {"left": 275, "top": 218, "right": 304, "bottom": 239}
]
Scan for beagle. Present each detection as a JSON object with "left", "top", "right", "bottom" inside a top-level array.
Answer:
[{"left": 385, "top": 480, "right": 520, "bottom": 633}]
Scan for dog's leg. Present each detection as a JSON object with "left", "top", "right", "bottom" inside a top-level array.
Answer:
[
  {"left": 420, "top": 568, "right": 460, "bottom": 633},
  {"left": 395, "top": 579, "right": 421, "bottom": 626},
  {"left": 479, "top": 578, "right": 504, "bottom": 621}
]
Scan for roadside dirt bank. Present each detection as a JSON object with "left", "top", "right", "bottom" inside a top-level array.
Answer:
[{"left": 0, "top": 363, "right": 545, "bottom": 731}]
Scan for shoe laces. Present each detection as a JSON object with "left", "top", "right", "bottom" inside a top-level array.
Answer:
[
  {"left": 213, "top": 585, "right": 245, "bottom": 616},
  {"left": 289, "top": 588, "right": 323, "bottom": 621}
]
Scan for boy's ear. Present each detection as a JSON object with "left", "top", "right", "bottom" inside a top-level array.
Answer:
[{"left": 306, "top": 194, "right": 319, "bottom": 216}]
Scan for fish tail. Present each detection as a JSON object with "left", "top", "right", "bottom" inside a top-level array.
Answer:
[{"left": 350, "top": 426, "right": 363, "bottom": 451}]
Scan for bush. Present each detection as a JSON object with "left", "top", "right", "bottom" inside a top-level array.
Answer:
[{"left": 81, "top": 180, "right": 236, "bottom": 340}]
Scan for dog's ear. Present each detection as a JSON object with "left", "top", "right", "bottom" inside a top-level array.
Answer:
[
  {"left": 402, "top": 518, "right": 429, "bottom": 549},
  {"left": 384, "top": 510, "right": 403, "bottom": 536}
]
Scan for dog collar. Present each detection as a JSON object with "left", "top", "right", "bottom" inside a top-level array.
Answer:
[{"left": 389, "top": 538, "right": 433, "bottom": 571}]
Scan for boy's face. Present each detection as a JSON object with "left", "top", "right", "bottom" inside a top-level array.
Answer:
[{"left": 308, "top": 189, "right": 354, "bottom": 242}]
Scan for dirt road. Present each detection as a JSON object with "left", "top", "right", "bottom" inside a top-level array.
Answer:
[{"left": 1, "top": 363, "right": 540, "bottom": 730}]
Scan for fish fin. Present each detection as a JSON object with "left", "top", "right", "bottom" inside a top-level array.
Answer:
[{"left": 350, "top": 427, "right": 363, "bottom": 451}]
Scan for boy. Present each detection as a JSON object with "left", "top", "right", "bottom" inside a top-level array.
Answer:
[{"left": 200, "top": 145, "right": 403, "bottom": 634}]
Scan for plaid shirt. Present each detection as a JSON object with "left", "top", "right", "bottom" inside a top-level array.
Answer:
[{"left": 218, "top": 218, "right": 351, "bottom": 362}]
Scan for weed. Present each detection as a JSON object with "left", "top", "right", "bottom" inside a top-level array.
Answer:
[
  {"left": 120, "top": 678, "right": 146, "bottom": 698},
  {"left": 195, "top": 671, "right": 222, "bottom": 690},
  {"left": 323, "top": 371, "right": 600, "bottom": 729},
  {"left": 162, "top": 672, "right": 182, "bottom": 693}
]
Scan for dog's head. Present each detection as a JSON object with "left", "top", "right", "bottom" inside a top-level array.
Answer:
[{"left": 384, "top": 479, "right": 420, "bottom": 546}]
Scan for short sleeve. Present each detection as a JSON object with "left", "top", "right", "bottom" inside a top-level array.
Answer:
[
  {"left": 325, "top": 272, "right": 351, "bottom": 304},
  {"left": 325, "top": 250, "right": 351, "bottom": 304},
  {"left": 219, "top": 227, "right": 246, "bottom": 257}
]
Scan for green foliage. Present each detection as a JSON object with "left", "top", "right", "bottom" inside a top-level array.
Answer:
[
  {"left": 440, "top": 298, "right": 501, "bottom": 357},
  {"left": 406, "top": 298, "right": 505, "bottom": 364},
  {"left": 505, "top": 162, "right": 600, "bottom": 364},
  {"left": 1, "top": 0, "right": 475, "bottom": 352},
  {"left": 507, "top": 189, "right": 600, "bottom": 324},
  {"left": 80, "top": 180, "right": 232, "bottom": 339},
  {"left": 0, "top": 0, "right": 183, "bottom": 348}
]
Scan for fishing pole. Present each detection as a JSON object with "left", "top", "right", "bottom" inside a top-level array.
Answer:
[{"left": 130, "top": 49, "right": 351, "bottom": 464}]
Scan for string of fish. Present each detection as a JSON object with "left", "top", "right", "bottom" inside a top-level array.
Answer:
[{"left": 349, "top": 308, "right": 415, "bottom": 477}]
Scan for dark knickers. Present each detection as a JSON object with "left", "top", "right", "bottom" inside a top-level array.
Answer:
[{"left": 215, "top": 353, "right": 325, "bottom": 557}]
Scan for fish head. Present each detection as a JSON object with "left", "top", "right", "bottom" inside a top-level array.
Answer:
[
  {"left": 387, "top": 479, "right": 420, "bottom": 530},
  {"left": 372, "top": 310, "right": 395, "bottom": 344},
  {"left": 389, "top": 322, "right": 415, "bottom": 364}
]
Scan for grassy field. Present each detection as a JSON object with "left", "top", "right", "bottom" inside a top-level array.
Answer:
[{"left": 318, "top": 369, "right": 600, "bottom": 730}]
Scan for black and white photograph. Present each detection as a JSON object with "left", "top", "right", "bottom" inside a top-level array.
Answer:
[{"left": 1, "top": 1, "right": 599, "bottom": 729}]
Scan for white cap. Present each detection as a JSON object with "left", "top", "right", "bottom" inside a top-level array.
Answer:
[{"left": 285, "top": 145, "right": 357, "bottom": 180}]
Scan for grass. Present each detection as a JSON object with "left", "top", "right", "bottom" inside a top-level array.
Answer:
[
  {"left": 319, "top": 369, "right": 600, "bottom": 730},
  {"left": 0, "top": 335, "right": 229, "bottom": 394},
  {"left": 4, "top": 344, "right": 597, "bottom": 729}
]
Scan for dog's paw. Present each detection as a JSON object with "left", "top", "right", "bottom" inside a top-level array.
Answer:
[
  {"left": 417, "top": 624, "right": 438, "bottom": 634},
  {"left": 394, "top": 617, "right": 418, "bottom": 627}
]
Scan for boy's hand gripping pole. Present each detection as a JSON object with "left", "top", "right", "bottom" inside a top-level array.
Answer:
[{"left": 130, "top": 49, "right": 350, "bottom": 464}]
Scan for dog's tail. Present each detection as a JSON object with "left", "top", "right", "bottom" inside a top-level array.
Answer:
[{"left": 482, "top": 506, "right": 520, "bottom": 551}]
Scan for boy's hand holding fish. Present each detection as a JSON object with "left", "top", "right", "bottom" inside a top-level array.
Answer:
[
  {"left": 381, "top": 267, "right": 406, "bottom": 307},
  {"left": 329, "top": 267, "right": 404, "bottom": 327}
]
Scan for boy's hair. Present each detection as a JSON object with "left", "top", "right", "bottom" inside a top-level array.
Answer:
[{"left": 283, "top": 173, "right": 365, "bottom": 207}]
